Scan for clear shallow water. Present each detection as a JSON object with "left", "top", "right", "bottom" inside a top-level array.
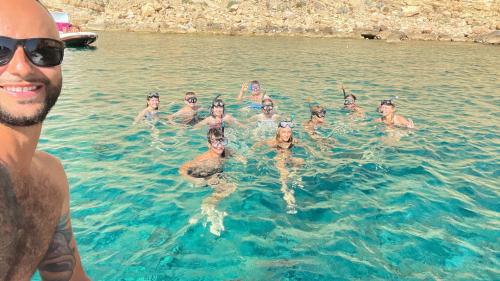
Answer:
[{"left": 36, "top": 32, "right": 499, "bottom": 280}]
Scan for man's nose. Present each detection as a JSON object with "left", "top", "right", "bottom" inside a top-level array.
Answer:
[{"left": 5, "top": 46, "right": 36, "bottom": 76}]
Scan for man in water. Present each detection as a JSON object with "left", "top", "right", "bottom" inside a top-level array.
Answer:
[
  {"left": 166, "top": 91, "right": 202, "bottom": 125},
  {"left": 343, "top": 93, "right": 365, "bottom": 118},
  {"left": 303, "top": 105, "right": 335, "bottom": 150},
  {"left": 237, "top": 80, "right": 271, "bottom": 110},
  {"left": 248, "top": 97, "right": 280, "bottom": 124},
  {"left": 375, "top": 99, "right": 415, "bottom": 128},
  {"left": 0, "top": 0, "right": 89, "bottom": 279},
  {"left": 133, "top": 92, "right": 160, "bottom": 124},
  {"left": 179, "top": 128, "right": 242, "bottom": 236}
]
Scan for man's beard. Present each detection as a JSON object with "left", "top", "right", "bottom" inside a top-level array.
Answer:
[{"left": 0, "top": 82, "right": 61, "bottom": 127}]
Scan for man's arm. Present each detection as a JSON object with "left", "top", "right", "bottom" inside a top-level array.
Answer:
[{"left": 37, "top": 157, "right": 89, "bottom": 281}]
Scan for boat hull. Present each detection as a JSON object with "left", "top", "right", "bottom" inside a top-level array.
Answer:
[{"left": 60, "top": 32, "right": 98, "bottom": 47}]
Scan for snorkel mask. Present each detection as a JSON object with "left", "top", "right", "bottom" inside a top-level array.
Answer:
[
  {"left": 248, "top": 81, "right": 261, "bottom": 94},
  {"left": 210, "top": 95, "right": 225, "bottom": 117},
  {"left": 378, "top": 96, "right": 398, "bottom": 113},
  {"left": 186, "top": 96, "right": 197, "bottom": 104},
  {"left": 261, "top": 98, "right": 274, "bottom": 113},
  {"left": 278, "top": 120, "right": 294, "bottom": 128},
  {"left": 209, "top": 137, "right": 228, "bottom": 147},
  {"left": 312, "top": 109, "right": 326, "bottom": 118}
]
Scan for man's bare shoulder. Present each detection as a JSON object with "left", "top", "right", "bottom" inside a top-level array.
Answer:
[{"left": 33, "top": 151, "right": 68, "bottom": 194}]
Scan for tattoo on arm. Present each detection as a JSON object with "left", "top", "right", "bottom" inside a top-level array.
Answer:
[{"left": 38, "top": 214, "right": 76, "bottom": 281}]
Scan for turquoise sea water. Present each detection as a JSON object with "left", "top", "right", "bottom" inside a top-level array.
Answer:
[{"left": 37, "top": 32, "right": 499, "bottom": 280}]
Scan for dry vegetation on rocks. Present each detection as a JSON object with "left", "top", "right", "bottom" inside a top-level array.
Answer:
[{"left": 43, "top": 0, "right": 500, "bottom": 44}]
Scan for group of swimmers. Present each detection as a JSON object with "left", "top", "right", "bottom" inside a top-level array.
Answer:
[{"left": 134, "top": 80, "right": 415, "bottom": 235}]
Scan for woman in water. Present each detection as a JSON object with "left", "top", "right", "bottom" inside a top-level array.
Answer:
[
  {"left": 237, "top": 80, "right": 269, "bottom": 110},
  {"left": 253, "top": 120, "right": 316, "bottom": 214},
  {"left": 342, "top": 86, "right": 365, "bottom": 118},
  {"left": 179, "top": 128, "right": 244, "bottom": 236},
  {"left": 167, "top": 91, "right": 202, "bottom": 126},
  {"left": 194, "top": 95, "right": 243, "bottom": 129},
  {"left": 133, "top": 92, "right": 160, "bottom": 124},
  {"left": 375, "top": 99, "right": 414, "bottom": 128}
]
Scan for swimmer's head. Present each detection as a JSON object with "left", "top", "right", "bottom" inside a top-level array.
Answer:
[
  {"left": 276, "top": 120, "right": 294, "bottom": 143},
  {"left": 344, "top": 94, "right": 357, "bottom": 109},
  {"left": 310, "top": 105, "right": 326, "bottom": 123},
  {"left": 210, "top": 95, "right": 225, "bottom": 117},
  {"left": 207, "top": 128, "right": 227, "bottom": 156},
  {"left": 261, "top": 98, "right": 274, "bottom": 114},
  {"left": 378, "top": 99, "right": 395, "bottom": 116},
  {"left": 147, "top": 92, "right": 160, "bottom": 110},
  {"left": 249, "top": 80, "right": 261, "bottom": 94},
  {"left": 185, "top": 91, "right": 197, "bottom": 107}
]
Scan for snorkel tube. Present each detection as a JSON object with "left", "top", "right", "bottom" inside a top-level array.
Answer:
[
  {"left": 341, "top": 85, "right": 348, "bottom": 99},
  {"left": 210, "top": 94, "right": 225, "bottom": 117}
]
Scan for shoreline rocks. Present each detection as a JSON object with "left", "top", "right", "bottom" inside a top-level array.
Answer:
[{"left": 42, "top": 0, "right": 499, "bottom": 45}]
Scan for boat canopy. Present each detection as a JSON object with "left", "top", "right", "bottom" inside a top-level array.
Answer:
[{"left": 50, "top": 12, "right": 70, "bottom": 24}]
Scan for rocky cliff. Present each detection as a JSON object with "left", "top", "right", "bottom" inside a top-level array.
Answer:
[{"left": 42, "top": 0, "right": 500, "bottom": 43}]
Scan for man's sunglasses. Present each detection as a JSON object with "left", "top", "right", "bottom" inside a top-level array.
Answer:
[
  {"left": 278, "top": 121, "right": 294, "bottom": 128},
  {"left": 262, "top": 103, "right": 273, "bottom": 109},
  {"left": 186, "top": 97, "right": 197, "bottom": 104},
  {"left": 0, "top": 36, "right": 64, "bottom": 67}
]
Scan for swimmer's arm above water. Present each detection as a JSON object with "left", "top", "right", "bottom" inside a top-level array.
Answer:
[
  {"left": 133, "top": 108, "right": 148, "bottom": 125},
  {"left": 237, "top": 83, "right": 248, "bottom": 102}
]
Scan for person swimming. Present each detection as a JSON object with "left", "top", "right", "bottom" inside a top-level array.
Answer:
[
  {"left": 133, "top": 92, "right": 160, "bottom": 124},
  {"left": 248, "top": 97, "right": 281, "bottom": 126},
  {"left": 375, "top": 98, "right": 415, "bottom": 128},
  {"left": 252, "top": 119, "right": 317, "bottom": 214},
  {"left": 179, "top": 128, "right": 243, "bottom": 236},
  {"left": 194, "top": 95, "right": 243, "bottom": 129},
  {"left": 302, "top": 105, "right": 335, "bottom": 149},
  {"left": 342, "top": 85, "right": 365, "bottom": 118},
  {"left": 167, "top": 91, "right": 203, "bottom": 126},
  {"left": 238, "top": 80, "right": 270, "bottom": 109}
]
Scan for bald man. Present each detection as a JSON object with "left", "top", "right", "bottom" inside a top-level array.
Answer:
[{"left": 0, "top": 0, "right": 89, "bottom": 280}]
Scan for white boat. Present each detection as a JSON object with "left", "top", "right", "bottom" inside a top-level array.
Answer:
[
  {"left": 59, "top": 32, "right": 97, "bottom": 47},
  {"left": 51, "top": 12, "right": 98, "bottom": 47}
]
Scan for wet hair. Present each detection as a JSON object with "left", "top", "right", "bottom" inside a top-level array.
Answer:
[
  {"left": 310, "top": 105, "right": 325, "bottom": 119},
  {"left": 262, "top": 97, "right": 273, "bottom": 105},
  {"left": 344, "top": 94, "right": 357, "bottom": 101},
  {"left": 275, "top": 126, "right": 294, "bottom": 148},
  {"left": 250, "top": 80, "right": 260, "bottom": 87},
  {"left": 185, "top": 91, "right": 196, "bottom": 97},
  {"left": 210, "top": 95, "right": 225, "bottom": 117},
  {"left": 207, "top": 128, "right": 225, "bottom": 157}
]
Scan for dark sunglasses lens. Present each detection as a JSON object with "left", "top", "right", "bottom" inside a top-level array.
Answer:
[
  {"left": 188, "top": 97, "right": 197, "bottom": 103},
  {"left": 24, "top": 38, "right": 64, "bottom": 67},
  {"left": 0, "top": 37, "right": 16, "bottom": 65}
]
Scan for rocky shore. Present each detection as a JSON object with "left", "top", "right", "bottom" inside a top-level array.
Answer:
[{"left": 42, "top": 0, "right": 499, "bottom": 44}]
